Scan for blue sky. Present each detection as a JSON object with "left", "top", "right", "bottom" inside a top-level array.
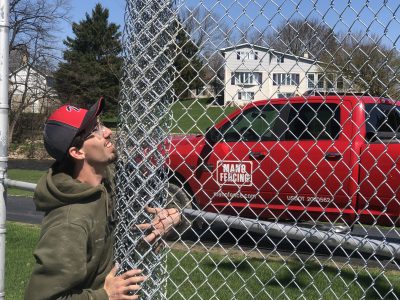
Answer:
[
  {"left": 60, "top": 0, "right": 400, "bottom": 50},
  {"left": 60, "top": 0, "right": 124, "bottom": 40}
]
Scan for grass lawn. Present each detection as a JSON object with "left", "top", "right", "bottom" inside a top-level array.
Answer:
[
  {"left": 7, "top": 169, "right": 44, "bottom": 197},
  {"left": 6, "top": 222, "right": 39, "bottom": 300},
  {"left": 6, "top": 222, "right": 400, "bottom": 300},
  {"left": 100, "top": 98, "right": 237, "bottom": 134},
  {"left": 170, "top": 98, "right": 236, "bottom": 134}
]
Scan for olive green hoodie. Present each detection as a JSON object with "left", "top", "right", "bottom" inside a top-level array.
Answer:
[{"left": 25, "top": 166, "right": 114, "bottom": 300}]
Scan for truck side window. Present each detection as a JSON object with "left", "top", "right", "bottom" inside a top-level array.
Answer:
[
  {"left": 365, "top": 104, "right": 400, "bottom": 141},
  {"left": 285, "top": 103, "right": 340, "bottom": 140},
  {"left": 221, "top": 105, "right": 284, "bottom": 142}
]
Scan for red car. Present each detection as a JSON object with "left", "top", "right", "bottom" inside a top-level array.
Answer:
[{"left": 167, "top": 95, "right": 400, "bottom": 227}]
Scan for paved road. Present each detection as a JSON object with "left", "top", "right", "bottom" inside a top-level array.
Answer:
[{"left": 7, "top": 196, "right": 44, "bottom": 224}]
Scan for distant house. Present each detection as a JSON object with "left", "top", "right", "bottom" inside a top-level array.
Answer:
[
  {"left": 8, "top": 51, "right": 60, "bottom": 114},
  {"left": 220, "top": 43, "right": 348, "bottom": 105}
]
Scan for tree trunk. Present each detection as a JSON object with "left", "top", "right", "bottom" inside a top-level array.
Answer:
[{"left": 8, "top": 111, "right": 21, "bottom": 145}]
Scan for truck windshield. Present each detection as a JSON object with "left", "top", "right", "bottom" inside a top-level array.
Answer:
[{"left": 365, "top": 104, "right": 400, "bottom": 140}]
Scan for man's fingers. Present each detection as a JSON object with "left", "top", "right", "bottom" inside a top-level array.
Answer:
[
  {"left": 145, "top": 206, "right": 162, "bottom": 215},
  {"left": 124, "top": 276, "right": 147, "bottom": 287},
  {"left": 121, "top": 269, "right": 143, "bottom": 280},
  {"left": 134, "top": 223, "right": 152, "bottom": 231},
  {"left": 144, "top": 231, "right": 159, "bottom": 243},
  {"left": 108, "top": 265, "right": 118, "bottom": 277}
]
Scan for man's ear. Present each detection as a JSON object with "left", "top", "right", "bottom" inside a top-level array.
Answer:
[{"left": 68, "top": 146, "right": 85, "bottom": 160}]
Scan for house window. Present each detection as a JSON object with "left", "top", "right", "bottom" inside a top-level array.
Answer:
[
  {"left": 277, "top": 92, "right": 294, "bottom": 98},
  {"left": 306, "top": 73, "right": 344, "bottom": 90},
  {"left": 317, "top": 74, "right": 324, "bottom": 88},
  {"left": 327, "top": 74, "right": 334, "bottom": 89},
  {"left": 276, "top": 55, "right": 285, "bottom": 63},
  {"left": 272, "top": 73, "right": 299, "bottom": 86},
  {"left": 307, "top": 74, "right": 315, "bottom": 88},
  {"left": 233, "top": 72, "right": 262, "bottom": 85},
  {"left": 236, "top": 51, "right": 259, "bottom": 60},
  {"left": 238, "top": 92, "right": 255, "bottom": 101},
  {"left": 248, "top": 51, "right": 258, "bottom": 60},
  {"left": 336, "top": 76, "right": 344, "bottom": 89}
]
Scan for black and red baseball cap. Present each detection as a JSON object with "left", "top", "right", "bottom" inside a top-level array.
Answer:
[{"left": 43, "top": 97, "right": 105, "bottom": 161}]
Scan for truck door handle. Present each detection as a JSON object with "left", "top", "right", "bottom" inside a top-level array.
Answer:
[
  {"left": 249, "top": 152, "right": 266, "bottom": 160},
  {"left": 325, "top": 152, "right": 342, "bottom": 160}
]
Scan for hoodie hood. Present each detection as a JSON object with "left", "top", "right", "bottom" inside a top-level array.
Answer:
[{"left": 34, "top": 166, "right": 104, "bottom": 212}]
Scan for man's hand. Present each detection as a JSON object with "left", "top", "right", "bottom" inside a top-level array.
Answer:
[
  {"left": 136, "top": 207, "right": 181, "bottom": 244},
  {"left": 104, "top": 265, "right": 147, "bottom": 299}
]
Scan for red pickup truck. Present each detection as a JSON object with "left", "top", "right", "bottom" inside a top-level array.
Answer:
[{"left": 167, "top": 95, "right": 400, "bottom": 227}]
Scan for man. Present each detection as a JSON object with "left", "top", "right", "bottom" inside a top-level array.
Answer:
[{"left": 25, "top": 98, "right": 180, "bottom": 299}]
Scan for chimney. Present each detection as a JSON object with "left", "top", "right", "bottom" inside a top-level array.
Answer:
[
  {"left": 22, "top": 53, "right": 28, "bottom": 64},
  {"left": 303, "top": 52, "right": 309, "bottom": 59}
]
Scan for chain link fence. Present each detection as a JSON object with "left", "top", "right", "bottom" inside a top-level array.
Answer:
[{"left": 115, "top": 0, "right": 400, "bottom": 299}]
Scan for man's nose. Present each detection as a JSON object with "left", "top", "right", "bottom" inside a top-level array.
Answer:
[{"left": 103, "top": 126, "right": 112, "bottom": 138}]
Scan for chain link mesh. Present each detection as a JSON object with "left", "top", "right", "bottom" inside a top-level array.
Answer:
[{"left": 115, "top": 0, "right": 400, "bottom": 299}]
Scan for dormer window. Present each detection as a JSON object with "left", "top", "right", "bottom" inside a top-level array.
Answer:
[{"left": 236, "top": 50, "right": 259, "bottom": 60}]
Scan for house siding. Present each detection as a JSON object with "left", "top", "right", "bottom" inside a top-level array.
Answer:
[
  {"left": 221, "top": 45, "right": 323, "bottom": 105},
  {"left": 9, "top": 65, "right": 58, "bottom": 114}
]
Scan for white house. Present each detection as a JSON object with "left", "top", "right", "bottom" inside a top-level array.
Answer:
[
  {"left": 220, "top": 44, "right": 347, "bottom": 106},
  {"left": 9, "top": 63, "right": 59, "bottom": 114}
]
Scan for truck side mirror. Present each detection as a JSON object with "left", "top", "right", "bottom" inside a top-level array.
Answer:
[{"left": 205, "top": 127, "right": 223, "bottom": 145}]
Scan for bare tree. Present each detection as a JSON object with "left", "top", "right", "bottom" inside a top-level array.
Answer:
[
  {"left": 334, "top": 31, "right": 400, "bottom": 98},
  {"left": 178, "top": 6, "right": 231, "bottom": 100},
  {"left": 266, "top": 18, "right": 338, "bottom": 61},
  {"left": 179, "top": 6, "right": 231, "bottom": 56},
  {"left": 8, "top": 0, "right": 70, "bottom": 143}
]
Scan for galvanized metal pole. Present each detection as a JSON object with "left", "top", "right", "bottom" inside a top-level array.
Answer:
[
  {"left": 184, "top": 209, "right": 400, "bottom": 260},
  {"left": 114, "top": 0, "right": 176, "bottom": 299},
  {"left": 0, "top": 0, "right": 8, "bottom": 299}
]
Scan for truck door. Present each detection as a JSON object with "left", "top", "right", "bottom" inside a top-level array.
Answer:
[
  {"left": 358, "top": 104, "right": 400, "bottom": 226},
  {"left": 196, "top": 104, "right": 283, "bottom": 218},
  {"left": 267, "top": 101, "right": 355, "bottom": 224}
]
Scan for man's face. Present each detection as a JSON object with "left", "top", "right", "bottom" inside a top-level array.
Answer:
[{"left": 81, "top": 121, "right": 117, "bottom": 165}]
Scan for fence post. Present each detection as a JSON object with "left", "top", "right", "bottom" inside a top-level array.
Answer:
[
  {"left": 114, "top": 0, "right": 176, "bottom": 299},
  {"left": 0, "top": 0, "right": 9, "bottom": 299}
]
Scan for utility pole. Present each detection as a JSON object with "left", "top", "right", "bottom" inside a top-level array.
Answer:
[{"left": 0, "top": 0, "right": 9, "bottom": 298}]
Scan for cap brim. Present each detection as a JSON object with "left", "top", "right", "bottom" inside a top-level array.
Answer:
[{"left": 79, "top": 97, "right": 105, "bottom": 135}]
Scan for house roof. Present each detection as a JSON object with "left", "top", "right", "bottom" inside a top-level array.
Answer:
[
  {"left": 219, "top": 43, "right": 320, "bottom": 64},
  {"left": 9, "top": 49, "right": 26, "bottom": 74}
]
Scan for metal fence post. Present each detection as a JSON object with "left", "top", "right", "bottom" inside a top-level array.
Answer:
[
  {"left": 114, "top": 0, "right": 176, "bottom": 299},
  {"left": 0, "top": 0, "right": 8, "bottom": 299}
]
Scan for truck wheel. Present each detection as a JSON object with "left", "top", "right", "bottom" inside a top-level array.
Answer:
[{"left": 165, "top": 183, "right": 192, "bottom": 240}]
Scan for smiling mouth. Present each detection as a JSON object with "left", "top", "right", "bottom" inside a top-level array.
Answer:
[{"left": 105, "top": 140, "right": 114, "bottom": 148}]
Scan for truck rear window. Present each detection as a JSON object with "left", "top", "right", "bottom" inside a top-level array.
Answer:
[
  {"left": 365, "top": 104, "right": 400, "bottom": 141},
  {"left": 285, "top": 103, "right": 340, "bottom": 140},
  {"left": 221, "top": 103, "right": 340, "bottom": 142}
]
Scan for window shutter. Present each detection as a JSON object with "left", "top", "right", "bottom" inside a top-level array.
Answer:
[{"left": 231, "top": 73, "right": 235, "bottom": 85}]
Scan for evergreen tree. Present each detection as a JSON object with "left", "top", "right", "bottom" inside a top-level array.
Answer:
[
  {"left": 173, "top": 21, "right": 203, "bottom": 99},
  {"left": 55, "top": 3, "right": 122, "bottom": 111}
]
